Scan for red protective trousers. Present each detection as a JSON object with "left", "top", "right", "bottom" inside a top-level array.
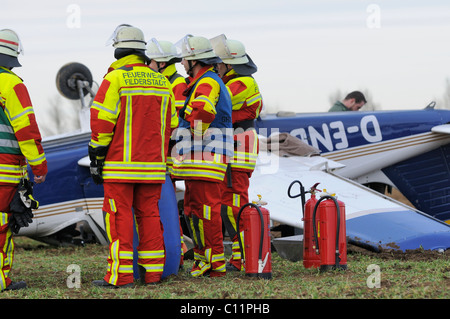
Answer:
[
  {"left": 220, "top": 170, "right": 250, "bottom": 270},
  {"left": 184, "top": 179, "right": 225, "bottom": 277},
  {"left": 0, "top": 184, "right": 16, "bottom": 291},
  {"left": 102, "top": 182, "right": 165, "bottom": 286}
]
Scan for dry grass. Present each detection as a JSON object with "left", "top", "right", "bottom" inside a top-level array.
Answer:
[{"left": 2, "top": 237, "right": 449, "bottom": 302}]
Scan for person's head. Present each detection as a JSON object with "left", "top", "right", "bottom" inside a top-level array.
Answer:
[
  {"left": 211, "top": 34, "right": 257, "bottom": 77},
  {"left": 177, "top": 35, "right": 221, "bottom": 77},
  {"left": 146, "top": 39, "right": 181, "bottom": 72},
  {"left": 0, "top": 29, "right": 23, "bottom": 69},
  {"left": 342, "top": 91, "right": 367, "bottom": 111},
  {"left": 107, "top": 24, "right": 150, "bottom": 63}
]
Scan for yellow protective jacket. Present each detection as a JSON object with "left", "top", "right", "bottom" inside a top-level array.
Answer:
[
  {"left": 89, "top": 55, "right": 175, "bottom": 183},
  {"left": 171, "top": 66, "right": 233, "bottom": 182},
  {"left": 0, "top": 66, "right": 47, "bottom": 184},
  {"left": 222, "top": 69, "right": 263, "bottom": 125}
]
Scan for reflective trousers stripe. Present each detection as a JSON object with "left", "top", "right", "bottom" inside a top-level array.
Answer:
[
  {"left": 138, "top": 250, "right": 165, "bottom": 259},
  {"left": 0, "top": 183, "right": 17, "bottom": 290},
  {"left": 108, "top": 240, "right": 120, "bottom": 285},
  {"left": 0, "top": 253, "right": 5, "bottom": 291},
  {"left": 0, "top": 229, "right": 14, "bottom": 291},
  {"left": 138, "top": 263, "right": 164, "bottom": 272}
]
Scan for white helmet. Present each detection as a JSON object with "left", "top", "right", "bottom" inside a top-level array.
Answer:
[
  {"left": 176, "top": 34, "right": 221, "bottom": 63},
  {"left": 146, "top": 38, "right": 180, "bottom": 62},
  {"left": 0, "top": 29, "right": 23, "bottom": 68},
  {"left": 210, "top": 34, "right": 248, "bottom": 65},
  {"left": 107, "top": 24, "right": 146, "bottom": 50}
]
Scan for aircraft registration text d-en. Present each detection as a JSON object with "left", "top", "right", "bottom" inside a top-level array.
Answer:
[{"left": 289, "top": 115, "right": 382, "bottom": 152}]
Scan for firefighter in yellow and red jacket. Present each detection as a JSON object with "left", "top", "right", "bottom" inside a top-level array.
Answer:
[
  {"left": 211, "top": 35, "right": 263, "bottom": 272},
  {"left": 89, "top": 25, "right": 175, "bottom": 288},
  {"left": 146, "top": 38, "right": 188, "bottom": 267},
  {"left": 171, "top": 35, "right": 233, "bottom": 277},
  {"left": 0, "top": 29, "right": 47, "bottom": 291},
  {"left": 147, "top": 38, "right": 187, "bottom": 174}
]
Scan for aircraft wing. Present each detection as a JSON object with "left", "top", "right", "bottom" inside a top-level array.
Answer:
[
  {"left": 431, "top": 124, "right": 450, "bottom": 134},
  {"left": 78, "top": 156, "right": 90, "bottom": 167},
  {"left": 249, "top": 151, "right": 450, "bottom": 252}
]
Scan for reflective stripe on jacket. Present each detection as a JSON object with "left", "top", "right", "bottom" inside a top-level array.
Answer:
[
  {"left": 0, "top": 66, "right": 47, "bottom": 184},
  {"left": 89, "top": 55, "right": 175, "bottom": 183},
  {"left": 230, "top": 128, "right": 259, "bottom": 173}
]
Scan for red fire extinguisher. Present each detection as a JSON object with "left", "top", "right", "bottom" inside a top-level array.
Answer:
[
  {"left": 312, "top": 194, "right": 347, "bottom": 271},
  {"left": 288, "top": 181, "right": 321, "bottom": 268},
  {"left": 237, "top": 198, "right": 272, "bottom": 279}
]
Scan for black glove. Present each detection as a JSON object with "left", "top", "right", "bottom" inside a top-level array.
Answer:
[
  {"left": 88, "top": 145, "right": 108, "bottom": 185},
  {"left": 9, "top": 178, "right": 38, "bottom": 234},
  {"left": 9, "top": 210, "right": 33, "bottom": 234}
]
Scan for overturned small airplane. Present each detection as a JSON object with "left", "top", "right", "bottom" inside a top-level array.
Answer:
[{"left": 18, "top": 63, "right": 449, "bottom": 267}]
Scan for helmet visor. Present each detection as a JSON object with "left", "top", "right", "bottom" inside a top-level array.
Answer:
[
  {"left": 149, "top": 38, "right": 165, "bottom": 57},
  {"left": 174, "top": 34, "right": 193, "bottom": 57},
  {"left": 210, "top": 34, "right": 230, "bottom": 58},
  {"left": 175, "top": 34, "right": 213, "bottom": 58},
  {"left": 105, "top": 23, "right": 133, "bottom": 46}
]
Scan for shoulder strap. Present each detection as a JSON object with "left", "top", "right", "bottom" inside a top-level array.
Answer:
[
  {"left": 168, "top": 72, "right": 183, "bottom": 84},
  {"left": 178, "top": 71, "right": 213, "bottom": 124}
]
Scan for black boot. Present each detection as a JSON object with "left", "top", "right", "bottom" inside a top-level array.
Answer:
[
  {"left": 138, "top": 265, "right": 160, "bottom": 285},
  {"left": 4, "top": 281, "right": 27, "bottom": 291}
]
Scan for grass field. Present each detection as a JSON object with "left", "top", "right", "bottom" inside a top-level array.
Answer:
[{"left": 2, "top": 236, "right": 449, "bottom": 302}]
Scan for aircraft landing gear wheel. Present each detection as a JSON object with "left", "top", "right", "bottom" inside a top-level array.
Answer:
[{"left": 56, "top": 62, "right": 93, "bottom": 100}]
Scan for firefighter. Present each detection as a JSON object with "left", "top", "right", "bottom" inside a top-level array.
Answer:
[
  {"left": 146, "top": 38, "right": 188, "bottom": 267},
  {"left": 146, "top": 38, "right": 187, "bottom": 175},
  {"left": 171, "top": 35, "right": 233, "bottom": 277},
  {"left": 90, "top": 25, "right": 175, "bottom": 288},
  {"left": 0, "top": 29, "right": 47, "bottom": 291},
  {"left": 211, "top": 35, "right": 263, "bottom": 271}
]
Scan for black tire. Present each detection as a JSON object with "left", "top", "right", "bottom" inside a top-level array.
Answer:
[{"left": 56, "top": 62, "right": 93, "bottom": 100}]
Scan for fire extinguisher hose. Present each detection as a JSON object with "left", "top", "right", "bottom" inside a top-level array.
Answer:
[
  {"left": 287, "top": 180, "right": 306, "bottom": 217},
  {"left": 236, "top": 203, "right": 265, "bottom": 264},
  {"left": 312, "top": 195, "right": 341, "bottom": 269}
]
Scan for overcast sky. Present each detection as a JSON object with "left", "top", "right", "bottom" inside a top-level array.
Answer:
[{"left": 2, "top": 0, "right": 450, "bottom": 135}]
